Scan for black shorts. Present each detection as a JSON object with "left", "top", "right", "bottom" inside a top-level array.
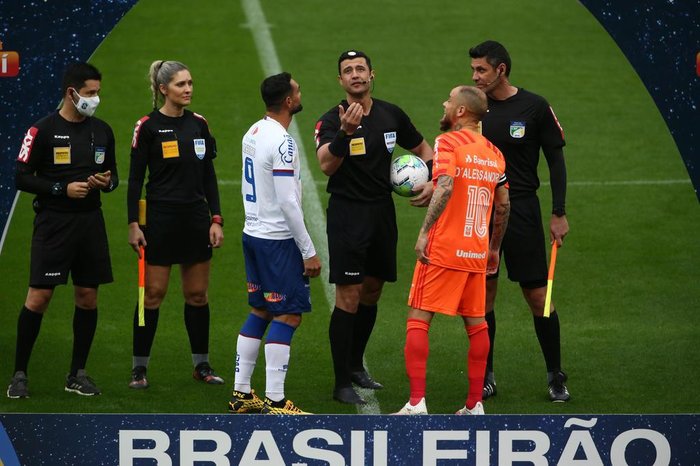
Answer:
[
  {"left": 145, "top": 201, "right": 212, "bottom": 266},
  {"left": 29, "top": 209, "right": 113, "bottom": 287},
  {"left": 326, "top": 196, "right": 397, "bottom": 284},
  {"left": 497, "top": 195, "right": 548, "bottom": 287}
]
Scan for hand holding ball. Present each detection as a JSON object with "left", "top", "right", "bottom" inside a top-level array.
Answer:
[{"left": 390, "top": 154, "right": 430, "bottom": 197}]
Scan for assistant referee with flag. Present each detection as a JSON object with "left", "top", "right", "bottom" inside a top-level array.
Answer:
[{"left": 127, "top": 60, "right": 224, "bottom": 389}]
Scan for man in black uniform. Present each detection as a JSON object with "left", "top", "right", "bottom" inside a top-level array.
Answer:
[
  {"left": 7, "top": 62, "right": 118, "bottom": 398},
  {"left": 468, "top": 40, "right": 571, "bottom": 402},
  {"left": 315, "top": 50, "right": 434, "bottom": 404}
]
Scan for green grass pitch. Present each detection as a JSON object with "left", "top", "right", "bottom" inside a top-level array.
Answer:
[{"left": 1, "top": 0, "right": 698, "bottom": 415}]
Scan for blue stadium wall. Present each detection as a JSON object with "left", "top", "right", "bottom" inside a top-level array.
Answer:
[{"left": 0, "top": 1, "right": 699, "bottom": 464}]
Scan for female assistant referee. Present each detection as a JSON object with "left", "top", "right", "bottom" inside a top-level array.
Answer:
[{"left": 126, "top": 60, "right": 224, "bottom": 389}]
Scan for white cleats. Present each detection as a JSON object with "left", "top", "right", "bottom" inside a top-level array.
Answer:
[
  {"left": 456, "top": 401, "right": 485, "bottom": 415},
  {"left": 393, "top": 398, "right": 428, "bottom": 415}
]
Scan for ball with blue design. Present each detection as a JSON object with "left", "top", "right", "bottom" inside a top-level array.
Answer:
[{"left": 390, "top": 154, "right": 429, "bottom": 197}]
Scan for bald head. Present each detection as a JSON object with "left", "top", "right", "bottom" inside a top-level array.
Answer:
[
  {"left": 440, "top": 85, "right": 488, "bottom": 131},
  {"left": 454, "top": 85, "right": 487, "bottom": 120}
]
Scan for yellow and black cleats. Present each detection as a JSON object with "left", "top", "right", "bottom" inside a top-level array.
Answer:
[
  {"left": 261, "top": 397, "right": 310, "bottom": 415},
  {"left": 228, "top": 389, "right": 264, "bottom": 413}
]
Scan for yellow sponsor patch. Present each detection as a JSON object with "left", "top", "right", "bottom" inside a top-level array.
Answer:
[
  {"left": 161, "top": 140, "right": 180, "bottom": 158},
  {"left": 349, "top": 137, "right": 366, "bottom": 156},
  {"left": 53, "top": 146, "right": 71, "bottom": 164}
]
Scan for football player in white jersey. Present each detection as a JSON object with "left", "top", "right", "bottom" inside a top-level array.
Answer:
[{"left": 228, "top": 72, "right": 321, "bottom": 415}]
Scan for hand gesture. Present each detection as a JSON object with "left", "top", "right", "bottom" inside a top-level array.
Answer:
[{"left": 339, "top": 102, "right": 363, "bottom": 135}]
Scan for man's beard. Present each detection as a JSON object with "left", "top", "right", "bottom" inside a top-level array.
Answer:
[
  {"left": 291, "top": 104, "right": 303, "bottom": 115},
  {"left": 439, "top": 115, "right": 450, "bottom": 131}
]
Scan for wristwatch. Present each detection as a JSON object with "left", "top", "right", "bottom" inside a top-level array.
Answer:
[{"left": 51, "top": 182, "right": 64, "bottom": 197}]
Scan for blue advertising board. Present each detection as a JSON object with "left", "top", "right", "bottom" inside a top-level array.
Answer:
[{"left": 1, "top": 414, "right": 698, "bottom": 465}]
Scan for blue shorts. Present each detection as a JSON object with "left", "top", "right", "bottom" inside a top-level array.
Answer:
[{"left": 242, "top": 233, "right": 311, "bottom": 315}]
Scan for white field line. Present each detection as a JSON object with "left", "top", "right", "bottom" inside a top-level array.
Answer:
[
  {"left": 0, "top": 191, "right": 20, "bottom": 255},
  {"left": 241, "top": 0, "right": 381, "bottom": 414}
]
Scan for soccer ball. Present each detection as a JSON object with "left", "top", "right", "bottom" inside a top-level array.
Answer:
[{"left": 390, "top": 154, "right": 429, "bottom": 197}]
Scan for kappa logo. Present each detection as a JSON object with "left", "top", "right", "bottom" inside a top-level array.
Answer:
[{"left": 17, "top": 127, "right": 38, "bottom": 163}]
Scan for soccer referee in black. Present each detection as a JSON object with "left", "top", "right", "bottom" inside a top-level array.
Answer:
[
  {"left": 315, "top": 50, "right": 434, "bottom": 405},
  {"left": 7, "top": 62, "right": 118, "bottom": 398},
  {"left": 469, "top": 40, "right": 571, "bottom": 402},
  {"left": 127, "top": 60, "right": 224, "bottom": 389}
]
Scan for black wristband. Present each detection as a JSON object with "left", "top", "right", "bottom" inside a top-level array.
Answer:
[
  {"left": 328, "top": 130, "right": 350, "bottom": 158},
  {"left": 425, "top": 159, "right": 433, "bottom": 179},
  {"left": 552, "top": 207, "right": 566, "bottom": 217},
  {"left": 50, "top": 182, "right": 65, "bottom": 197}
]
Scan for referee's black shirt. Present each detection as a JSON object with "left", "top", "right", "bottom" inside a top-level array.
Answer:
[
  {"left": 482, "top": 88, "right": 565, "bottom": 200},
  {"left": 15, "top": 112, "right": 117, "bottom": 212},
  {"left": 316, "top": 99, "right": 424, "bottom": 203}
]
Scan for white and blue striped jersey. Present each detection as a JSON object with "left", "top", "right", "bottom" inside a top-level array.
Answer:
[{"left": 241, "top": 116, "right": 316, "bottom": 259}]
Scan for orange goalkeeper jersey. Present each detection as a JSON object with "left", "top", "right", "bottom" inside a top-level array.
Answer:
[{"left": 427, "top": 128, "right": 508, "bottom": 272}]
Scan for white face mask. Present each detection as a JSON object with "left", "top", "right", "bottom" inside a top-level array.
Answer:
[{"left": 70, "top": 88, "right": 100, "bottom": 117}]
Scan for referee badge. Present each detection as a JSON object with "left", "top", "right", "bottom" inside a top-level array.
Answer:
[
  {"left": 94, "top": 147, "right": 105, "bottom": 164},
  {"left": 193, "top": 139, "right": 206, "bottom": 159},
  {"left": 509, "top": 121, "right": 526, "bottom": 139},
  {"left": 384, "top": 131, "right": 396, "bottom": 154}
]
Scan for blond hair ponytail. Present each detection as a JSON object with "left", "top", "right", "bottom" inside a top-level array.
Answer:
[{"left": 148, "top": 60, "right": 189, "bottom": 109}]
